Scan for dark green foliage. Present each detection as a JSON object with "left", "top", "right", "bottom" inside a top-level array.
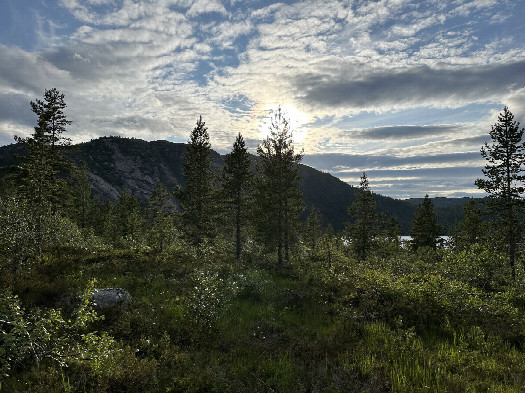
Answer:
[
  {"left": 12, "top": 89, "right": 73, "bottom": 254},
  {"left": 303, "top": 207, "right": 323, "bottom": 252},
  {"left": 69, "top": 162, "right": 97, "bottom": 229},
  {"left": 449, "top": 199, "right": 485, "bottom": 251},
  {"left": 146, "top": 183, "right": 177, "bottom": 253},
  {"left": 410, "top": 195, "right": 441, "bottom": 251},
  {"left": 475, "top": 107, "right": 525, "bottom": 280},
  {"left": 222, "top": 133, "right": 253, "bottom": 259},
  {"left": 179, "top": 116, "right": 217, "bottom": 244},
  {"left": 104, "top": 190, "right": 145, "bottom": 248},
  {"left": 254, "top": 107, "right": 304, "bottom": 269},
  {"left": 0, "top": 196, "right": 38, "bottom": 276},
  {"left": 386, "top": 215, "right": 401, "bottom": 244},
  {"left": 345, "top": 173, "right": 384, "bottom": 260},
  {"left": 3, "top": 137, "right": 483, "bottom": 234},
  {"left": 311, "top": 224, "right": 346, "bottom": 267},
  {"left": 299, "top": 163, "right": 417, "bottom": 234}
]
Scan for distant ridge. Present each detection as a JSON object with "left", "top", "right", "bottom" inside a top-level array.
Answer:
[{"left": 0, "top": 136, "right": 476, "bottom": 234}]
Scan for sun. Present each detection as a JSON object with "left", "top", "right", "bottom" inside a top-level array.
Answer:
[{"left": 257, "top": 103, "right": 310, "bottom": 145}]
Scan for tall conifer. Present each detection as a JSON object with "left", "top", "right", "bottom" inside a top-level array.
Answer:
[
  {"left": 254, "top": 107, "right": 304, "bottom": 269},
  {"left": 222, "top": 133, "right": 253, "bottom": 259},
  {"left": 14, "top": 88, "right": 72, "bottom": 254},
  {"left": 345, "top": 173, "right": 383, "bottom": 260},
  {"left": 410, "top": 195, "right": 441, "bottom": 251},
  {"left": 179, "top": 116, "right": 216, "bottom": 244},
  {"left": 475, "top": 107, "right": 525, "bottom": 280}
]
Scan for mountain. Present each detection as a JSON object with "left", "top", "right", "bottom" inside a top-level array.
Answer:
[{"left": 0, "top": 136, "right": 474, "bottom": 234}]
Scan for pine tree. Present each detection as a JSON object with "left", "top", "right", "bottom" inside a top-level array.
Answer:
[
  {"left": 475, "top": 107, "right": 525, "bottom": 280},
  {"left": 345, "top": 173, "right": 383, "bottom": 260},
  {"left": 410, "top": 195, "right": 441, "bottom": 251},
  {"left": 222, "top": 133, "right": 253, "bottom": 259},
  {"left": 254, "top": 107, "right": 304, "bottom": 269},
  {"left": 14, "top": 88, "right": 72, "bottom": 254},
  {"left": 179, "top": 116, "right": 216, "bottom": 244}
]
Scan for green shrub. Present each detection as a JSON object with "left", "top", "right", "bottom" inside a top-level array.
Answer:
[{"left": 0, "top": 280, "right": 114, "bottom": 383}]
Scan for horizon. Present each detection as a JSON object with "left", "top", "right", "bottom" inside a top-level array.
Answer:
[{"left": 1, "top": 1, "right": 524, "bottom": 198}]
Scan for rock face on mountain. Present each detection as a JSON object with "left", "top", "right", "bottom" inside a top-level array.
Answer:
[{"left": 66, "top": 137, "right": 211, "bottom": 202}]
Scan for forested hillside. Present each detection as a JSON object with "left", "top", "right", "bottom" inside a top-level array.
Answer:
[{"left": 1, "top": 92, "right": 525, "bottom": 392}]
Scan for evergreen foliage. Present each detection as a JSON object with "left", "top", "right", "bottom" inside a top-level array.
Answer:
[
  {"left": 345, "top": 173, "right": 384, "bottom": 260},
  {"left": 449, "top": 199, "right": 484, "bottom": 251},
  {"left": 146, "top": 183, "right": 177, "bottom": 253},
  {"left": 222, "top": 133, "right": 253, "bottom": 259},
  {"left": 475, "top": 107, "right": 525, "bottom": 280},
  {"left": 105, "top": 190, "right": 144, "bottom": 248},
  {"left": 253, "top": 107, "right": 304, "bottom": 269},
  {"left": 0, "top": 196, "right": 38, "bottom": 276},
  {"left": 386, "top": 215, "right": 401, "bottom": 245},
  {"left": 179, "top": 116, "right": 217, "bottom": 244},
  {"left": 12, "top": 88, "right": 73, "bottom": 254},
  {"left": 410, "top": 195, "right": 441, "bottom": 250},
  {"left": 69, "top": 162, "right": 96, "bottom": 229},
  {"left": 303, "top": 207, "right": 323, "bottom": 252}
]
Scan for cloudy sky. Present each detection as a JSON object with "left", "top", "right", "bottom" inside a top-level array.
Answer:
[{"left": 1, "top": 0, "right": 524, "bottom": 198}]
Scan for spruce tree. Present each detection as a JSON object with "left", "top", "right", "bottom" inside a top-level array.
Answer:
[
  {"left": 345, "top": 173, "right": 383, "bottom": 260},
  {"left": 179, "top": 116, "right": 216, "bottom": 244},
  {"left": 410, "top": 195, "right": 441, "bottom": 251},
  {"left": 222, "top": 133, "right": 253, "bottom": 259},
  {"left": 254, "top": 107, "right": 304, "bottom": 269},
  {"left": 449, "top": 200, "right": 484, "bottom": 251},
  {"left": 475, "top": 107, "right": 525, "bottom": 280}
]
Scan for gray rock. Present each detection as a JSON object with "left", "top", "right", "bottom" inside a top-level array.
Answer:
[{"left": 91, "top": 288, "right": 131, "bottom": 310}]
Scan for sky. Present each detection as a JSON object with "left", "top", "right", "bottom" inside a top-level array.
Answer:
[{"left": 1, "top": 0, "right": 524, "bottom": 199}]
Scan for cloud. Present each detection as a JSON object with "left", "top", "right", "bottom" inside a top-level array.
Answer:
[
  {"left": 0, "top": 93, "right": 35, "bottom": 127},
  {"left": 302, "top": 152, "right": 486, "bottom": 197},
  {"left": 1, "top": 0, "right": 524, "bottom": 198},
  {"left": 0, "top": 45, "right": 72, "bottom": 95},
  {"left": 294, "top": 60, "right": 525, "bottom": 111},
  {"left": 353, "top": 125, "right": 459, "bottom": 140},
  {"left": 187, "top": 0, "right": 227, "bottom": 17}
]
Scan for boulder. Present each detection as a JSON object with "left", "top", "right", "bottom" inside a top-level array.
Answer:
[{"left": 91, "top": 288, "right": 131, "bottom": 310}]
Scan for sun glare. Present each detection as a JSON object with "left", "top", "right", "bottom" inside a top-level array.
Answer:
[{"left": 257, "top": 103, "right": 310, "bottom": 146}]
